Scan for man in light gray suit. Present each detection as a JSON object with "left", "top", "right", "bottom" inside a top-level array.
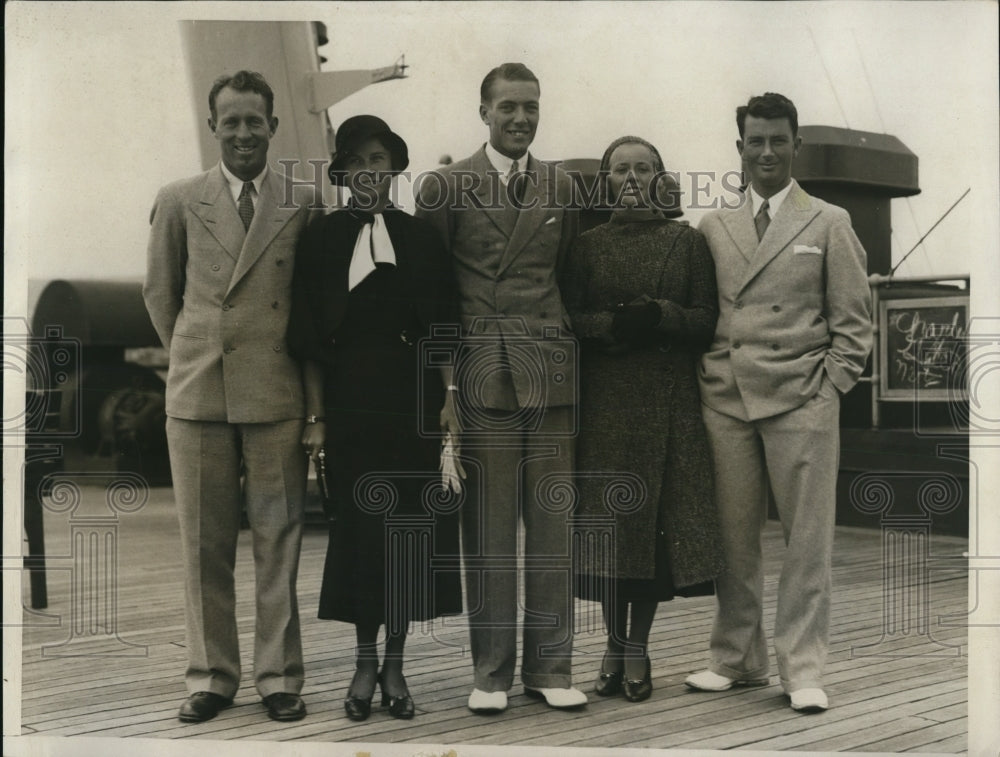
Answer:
[
  {"left": 416, "top": 62, "right": 585, "bottom": 712},
  {"left": 686, "top": 93, "right": 873, "bottom": 712},
  {"left": 144, "top": 70, "right": 319, "bottom": 724}
]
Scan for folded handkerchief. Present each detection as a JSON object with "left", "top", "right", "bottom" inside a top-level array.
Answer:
[{"left": 793, "top": 244, "right": 823, "bottom": 255}]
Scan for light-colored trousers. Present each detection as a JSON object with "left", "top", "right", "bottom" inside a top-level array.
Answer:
[
  {"left": 166, "top": 417, "right": 307, "bottom": 699},
  {"left": 461, "top": 405, "right": 576, "bottom": 692},
  {"left": 701, "top": 377, "right": 840, "bottom": 693}
]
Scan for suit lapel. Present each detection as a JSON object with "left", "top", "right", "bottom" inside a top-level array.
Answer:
[
  {"left": 737, "top": 181, "right": 821, "bottom": 293},
  {"left": 469, "top": 147, "right": 510, "bottom": 238},
  {"left": 498, "top": 155, "right": 551, "bottom": 276},
  {"left": 227, "top": 167, "right": 299, "bottom": 295},
  {"left": 720, "top": 194, "right": 758, "bottom": 264},
  {"left": 190, "top": 167, "right": 244, "bottom": 262}
]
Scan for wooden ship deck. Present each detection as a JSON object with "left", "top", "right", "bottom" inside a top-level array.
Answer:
[{"left": 13, "top": 484, "right": 969, "bottom": 754}]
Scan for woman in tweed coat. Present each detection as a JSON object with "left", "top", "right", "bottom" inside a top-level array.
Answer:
[{"left": 564, "top": 136, "right": 724, "bottom": 702}]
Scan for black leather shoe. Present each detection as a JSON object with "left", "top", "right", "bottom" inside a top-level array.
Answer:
[
  {"left": 623, "top": 657, "right": 653, "bottom": 703},
  {"left": 379, "top": 672, "right": 415, "bottom": 719},
  {"left": 178, "top": 692, "right": 233, "bottom": 723},
  {"left": 344, "top": 695, "right": 373, "bottom": 721},
  {"left": 595, "top": 668, "right": 624, "bottom": 696},
  {"left": 262, "top": 692, "right": 306, "bottom": 722},
  {"left": 595, "top": 652, "right": 623, "bottom": 696}
]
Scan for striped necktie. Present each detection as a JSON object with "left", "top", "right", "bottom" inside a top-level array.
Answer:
[
  {"left": 754, "top": 199, "right": 770, "bottom": 241},
  {"left": 509, "top": 159, "right": 527, "bottom": 205},
  {"left": 238, "top": 181, "right": 255, "bottom": 231}
]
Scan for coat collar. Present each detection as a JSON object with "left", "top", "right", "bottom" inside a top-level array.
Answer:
[
  {"left": 188, "top": 165, "right": 301, "bottom": 295},
  {"left": 722, "top": 180, "right": 821, "bottom": 292},
  {"left": 191, "top": 166, "right": 245, "bottom": 261},
  {"left": 500, "top": 154, "right": 553, "bottom": 275},
  {"left": 464, "top": 146, "right": 556, "bottom": 275}
]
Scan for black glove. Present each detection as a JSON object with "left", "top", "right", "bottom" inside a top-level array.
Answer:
[{"left": 612, "top": 301, "right": 662, "bottom": 343}]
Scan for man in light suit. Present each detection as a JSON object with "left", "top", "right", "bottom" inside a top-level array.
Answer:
[
  {"left": 685, "top": 93, "right": 873, "bottom": 712},
  {"left": 415, "top": 62, "right": 585, "bottom": 712},
  {"left": 144, "top": 70, "right": 319, "bottom": 723}
]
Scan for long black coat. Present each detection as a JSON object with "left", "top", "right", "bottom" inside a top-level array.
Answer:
[
  {"left": 562, "top": 216, "right": 724, "bottom": 588},
  {"left": 287, "top": 207, "right": 463, "bottom": 626}
]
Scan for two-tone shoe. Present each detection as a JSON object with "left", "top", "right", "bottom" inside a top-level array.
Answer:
[{"left": 684, "top": 669, "right": 769, "bottom": 692}]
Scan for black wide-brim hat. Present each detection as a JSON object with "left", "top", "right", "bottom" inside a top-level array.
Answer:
[{"left": 328, "top": 114, "right": 409, "bottom": 185}]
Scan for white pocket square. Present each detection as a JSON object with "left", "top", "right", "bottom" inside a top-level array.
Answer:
[
  {"left": 545, "top": 216, "right": 557, "bottom": 225},
  {"left": 793, "top": 244, "right": 823, "bottom": 255}
]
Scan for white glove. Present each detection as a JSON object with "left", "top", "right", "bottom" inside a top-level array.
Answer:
[{"left": 440, "top": 432, "right": 465, "bottom": 494}]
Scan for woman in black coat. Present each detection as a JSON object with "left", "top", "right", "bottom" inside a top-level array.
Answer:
[
  {"left": 564, "top": 136, "right": 724, "bottom": 702},
  {"left": 288, "top": 116, "right": 462, "bottom": 721}
]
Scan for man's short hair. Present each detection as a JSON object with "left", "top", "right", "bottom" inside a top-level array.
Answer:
[
  {"left": 736, "top": 92, "right": 798, "bottom": 138},
  {"left": 480, "top": 63, "right": 540, "bottom": 104},
  {"left": 209, "top": 70, "right": 275, "bottom": 120}
]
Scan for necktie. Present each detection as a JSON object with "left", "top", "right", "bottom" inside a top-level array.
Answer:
[
  {"left": 238, "top": 181, "right": 255, "bottom": 232},
  {"left": 754, "top": 199, "right": 770, "bottom": 241},
  {"left": 509, "top": 160, "right": 526, "bottom": 205}
]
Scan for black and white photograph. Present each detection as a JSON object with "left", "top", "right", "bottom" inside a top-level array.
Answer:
[{"left": 4, "top": 2, "right": 999, "bottom": 756}]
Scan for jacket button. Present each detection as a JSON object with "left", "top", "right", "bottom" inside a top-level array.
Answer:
[
  {"left": 272, "top": 301, "right": 279, "bottom": 309},
  {"left": 222, "top": 304, "right": 231, "bottom": 311},
  {"left": 733, "top": 341, "right": 741, "bottom": 349},
  {"left": 771, "top": 343, "right": 780, "bottom": 351},
  {"left": 223, "top": 346, "right": 234, "bottom": 354},
  {"left": 734, "top": 301, "right": 744, "bottom": 309},
  {"left": 276, "top": 259, "right": 285, "bottom": 266},
  {"left": 273, "top": 345, "right": 282, "bottom": 352},
  {"left": 212, "top": 264, "right": 221, "bottom": 271},
  {"left": 772, "top": 305, "right": 781, "bottom": 312}
]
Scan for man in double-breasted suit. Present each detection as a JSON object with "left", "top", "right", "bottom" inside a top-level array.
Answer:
[
  {"left": 686, "top": 93, "right": 872, "bottom": 712},
  {"left": 144, "top": 70, "right": 319, "bottom": 724},
  {"left": 415, "top": 62, "right": 585, "bottom": 712}
]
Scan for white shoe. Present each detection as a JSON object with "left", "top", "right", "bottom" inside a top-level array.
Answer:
[
  {"left": 467, "top": 688, "right": 507, "bottom": 713},
  {"left": 685, "top": 669, "right": 769, "bottom": 692},
  {"left": 524, "top": 686, "right": 588, "bottom": 709},
  {"left": 790, "top": 688, "right": 828, "bottom": 713}
]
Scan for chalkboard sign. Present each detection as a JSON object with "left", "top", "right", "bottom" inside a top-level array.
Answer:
[{"left": 879, "top": 295, "right": 968, "bottom": 400}]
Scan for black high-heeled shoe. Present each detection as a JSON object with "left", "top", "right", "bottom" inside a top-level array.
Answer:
[
  {"left": 344, "top": 666, "right": 377, "bottom": 721},
  {"left": 623, "top": 656, "right": 652, "bottom": 702},
  {"left": 378, "top": 672, "right": 415, "bottom": 719},
  {"left": 594, "top": 651, "right": 623, "bottom": 697},
  {"left": 344, "top": 694, "right": 372, "bottom": 721}
]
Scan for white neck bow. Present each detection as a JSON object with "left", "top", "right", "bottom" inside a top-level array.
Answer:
[{"left": 348, "top": 213, "right": 396, "bottom": 291}]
